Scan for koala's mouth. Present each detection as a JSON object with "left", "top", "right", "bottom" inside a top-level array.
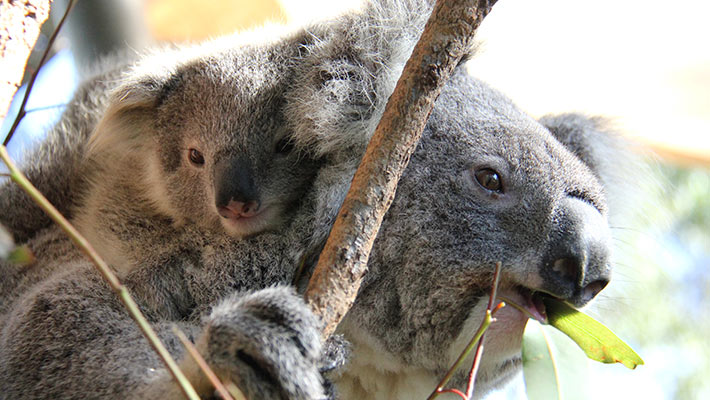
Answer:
[
  {"left": 499, "top": 287, "right": 550, "bottom": 324},
  {"left": 219, "top": 205, "right": 278, "bottom": 238}
]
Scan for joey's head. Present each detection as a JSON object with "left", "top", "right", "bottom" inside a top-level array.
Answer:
[
  {"left": 88, "top": 43, "right": 318, "bottom": 238},
  {"left": 340, "top": 70, "right": 616, "bottom": 395}
]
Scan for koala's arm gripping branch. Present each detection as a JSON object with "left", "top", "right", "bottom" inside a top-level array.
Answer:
[{"left": 304, "top": 0, "right": 499, "bottom": 339}]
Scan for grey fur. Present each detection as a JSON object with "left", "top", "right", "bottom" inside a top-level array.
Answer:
[
  {"left": 71, "top": 37, "right": 320, "bottom": 275},
  {"left": 0, "top": 0, "right": 630, "bottom": 399}
]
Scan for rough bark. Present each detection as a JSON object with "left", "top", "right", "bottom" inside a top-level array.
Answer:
[
  {"left": 304, "top": 0, "right": 499, "bottom": 339},
  {"left": 0, "top": 0, "right": 51, "bottom": 122}
]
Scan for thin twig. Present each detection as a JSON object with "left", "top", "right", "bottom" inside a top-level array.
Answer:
[
  {"left": 463, "top": 261, "right": 506, "bottom": 398},
  {"left": 436, "top": 388, "right": 468, "bottom": 400},
  {"left": 172, "top": 326, "right": 244, "bottom": 400},
  {"left": 428, "top": 262, "right": 504, "bottom": 400},
  {"left": 25, "top": 103, "right": 69, "bottom": 114},
  {"left": 3, "top": 0, "right": 77, "bottom": 146},
  {"left": 0, "top": 145, "right": 200, "bottom": 400},
  {"left": 465, "top": 301, "right": 505, "bottom": 398}
]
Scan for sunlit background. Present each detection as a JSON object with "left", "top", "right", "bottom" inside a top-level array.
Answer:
[{"left": 2, "top": 1, "right": 708, "bottom": 399}]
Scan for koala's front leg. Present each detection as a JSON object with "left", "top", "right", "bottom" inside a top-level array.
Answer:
[{"left": 198, "top": 286, "right": 327, "bottom": 400}]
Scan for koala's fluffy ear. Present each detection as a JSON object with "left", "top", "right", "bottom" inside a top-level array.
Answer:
[
  {"left": 86, "top": 69, "right": 176, "bottom": 159},
  {"left": 539, "top": 113, "right": 625, "bottom": 185},
  {"left": 286, "top": 0, "right": 441, "bottom": 159},
  {"left": 540, "top": 113, "right": 649, "bottom": 220}
]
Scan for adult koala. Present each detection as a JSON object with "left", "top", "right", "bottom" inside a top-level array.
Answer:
[
  {"left": 0, "top": 0, "right": 628, "bottom": 399},
  {"left": 289, "top": 58, "right": 619, "bottom": 399}
]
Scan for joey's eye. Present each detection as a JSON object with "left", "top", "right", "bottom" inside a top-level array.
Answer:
[
  {"left": 275, "top": 137, "right": 295, "bottom": 154},
  {"left": 188, "top": 148, "right": 205, "bottom": 166},
  {"left": 474, "top": 168, "right": 503, "bottom": 193}
]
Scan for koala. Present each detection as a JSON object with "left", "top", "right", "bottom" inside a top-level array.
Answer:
[
  {"left": 322, "top": 73, "right": 616, "bottom": 399},
  {"left": 0, "top": 34, "right": 323, "bottom": 302},
  {"left": 0, "top": 0, "right": 631, "bottom": 399},
  {"left": 0, "top": 41, "right": 327, "bottom": 400},
  {"left": 70, "top": 37, "right": 322, "bottom": 275}
]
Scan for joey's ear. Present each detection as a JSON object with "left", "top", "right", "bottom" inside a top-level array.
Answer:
[
  {"left": 87, "top": 70, "right": 178, "bottom": 159},
  {"left": 285, "top": 0, "right": 446, "bottom": 159}
]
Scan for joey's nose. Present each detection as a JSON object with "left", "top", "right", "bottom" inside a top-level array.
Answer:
[
  {"left": 214, "top": 156, "right": 261, "bottom": 217},
  {"left": 541, "top": 196, "right": 612, "bottom": 307},
  {"left": 218, "top": 199, "right": 261, "bottom": 219}
]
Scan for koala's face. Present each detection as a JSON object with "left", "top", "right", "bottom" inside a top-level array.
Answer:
[
  {"left": 139, "top": 48, "right": 318, "bottom": 238},
  {"left": 342, "top": 72, "right": 613, "bottom": 393}
]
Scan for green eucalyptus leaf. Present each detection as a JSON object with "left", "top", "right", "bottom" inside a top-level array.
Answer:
[{"left": 543, "top": 296, "right": 644, "bottom": 369}]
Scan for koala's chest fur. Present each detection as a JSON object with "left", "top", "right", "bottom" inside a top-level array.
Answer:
[
  {"left": 335, "top": 340, "right": 441, "bottom": 400},
  {"left": 334, "top": 314, "right": 463, "bottom": 400},
  {"left": 335, "top": 296, "right": 526, "bottom": 400}
]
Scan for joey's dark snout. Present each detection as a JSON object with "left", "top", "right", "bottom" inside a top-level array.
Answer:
[
  {"left": 214, "top": 156, "right": 261, "bottom": 219},
  {"left": 540, "top": 197, "right": 612, "bottom": 307}
]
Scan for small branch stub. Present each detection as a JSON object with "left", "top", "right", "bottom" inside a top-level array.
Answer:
[{"left": 304, "top": 0, "right": 499, "bottom": 339}]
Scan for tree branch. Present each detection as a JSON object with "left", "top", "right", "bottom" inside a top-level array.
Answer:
[
  {"left": 3, "top": 0, "right": 78, "bottom": 146},
  {"left": 304, "top": 0, "right": 499, "bottom": 339},
  {"left": 0, "top": 0, "right": 51, "bottom": 124}
]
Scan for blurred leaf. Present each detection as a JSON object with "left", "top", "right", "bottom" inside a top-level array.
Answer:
[
  {"left": 0, "top": 223, "right": 14, "bottom": 260},
  {"left": 7, "top": 244, "right": 35, "bottom": 265},
  {"left": 544, "top": 297, "right": 644, "bottom": 369},
  {"left": 523, "top": 321, "right": 562, "bottom": 400},
  {"left": 0, "top": 223, "right": 34, "bottom": 266}
]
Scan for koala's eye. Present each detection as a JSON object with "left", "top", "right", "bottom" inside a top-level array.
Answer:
[
  {"left": 188, "top": 148, "right": 205, "bottom": 166},
  {"left": 474, "top": 168, "right": 503, "bottom": 193},
  {"left": 275, "top": 137, "right": 295, "bottom": 154}
]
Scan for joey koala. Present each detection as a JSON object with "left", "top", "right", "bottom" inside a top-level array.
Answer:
[
  {"left": 71, "top": 38, "right": 321, "bottom": 275},
  {"left": 0, "top": 35, "right": 321, "bottom": 301},
  {"left": 1, "top": 25, "right": 329, "bottom": 400},
  {"left": 0, "top": 0, "right": 632, "bottom": 399}
]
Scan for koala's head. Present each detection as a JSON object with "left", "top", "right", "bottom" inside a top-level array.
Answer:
[
  {"left": 87, "top": 39, "right": 319, "bottom": 238},
  {"left": 333, "top": 69, "right": 616, "bottom": 394}
]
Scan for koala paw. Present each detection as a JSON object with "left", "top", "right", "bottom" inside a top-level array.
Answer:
[{"left": 203, "top": 286, "right": 326, "bottom": 400}]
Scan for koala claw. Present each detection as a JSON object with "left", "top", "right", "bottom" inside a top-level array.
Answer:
[{"left": 203, "top": 286, "right": 327, "bottom": 400}]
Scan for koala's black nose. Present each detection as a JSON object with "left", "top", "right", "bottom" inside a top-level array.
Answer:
[
  {"left": 541, "top": 196, "right": 612, "bottom": 308},
  {"left": 214, "top": 156, "right": 259, "bottom": 211}
]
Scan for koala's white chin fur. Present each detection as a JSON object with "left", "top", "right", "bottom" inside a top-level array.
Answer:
[{"left": 337, "top": 298, "right": 526, "bottom": 400}]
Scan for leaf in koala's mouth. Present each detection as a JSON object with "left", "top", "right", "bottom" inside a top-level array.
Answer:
[
  {"left": 542, "top": 296, "right": 645, "bottom": 370},
  {"left": 502, "top": 291, "right": 644, "bottom": 370}
]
